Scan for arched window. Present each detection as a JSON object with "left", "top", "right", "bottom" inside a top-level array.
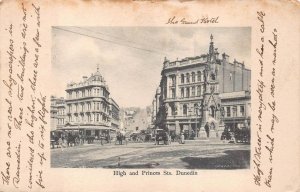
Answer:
[
  {"left": 183, "top": 105, "right": 187, "bottom": 116},
  {"left": 186, "top": 87, "right": 190, "bottom": 98},
  {"left": 197, "top": 86, "right": 201, "bottom": 96},
  {"left": 192, "top": 72, "right": 195, "bottom": 82},
  {"left": 181, "top": 88, "right": 185, "bottom": 98},
  {"left": 197, "top": 71, "right": 201, "bottom": 81},
  {"left": 171, "top": 104, "right": 176, "bottom": 116},
  {"left": 191, "top": 86, "right": 195, "bottom": 97},
  {"left": 209, "top": 106, "right": 216, "bottom": 118},
  {"left": 186, "top": 73, "right": 190, "bottom": 83},
  {"left": 181, "top": 74, "right": 185, "bottom": 84}
]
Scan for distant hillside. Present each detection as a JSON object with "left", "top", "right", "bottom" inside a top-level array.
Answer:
[{"left": 120, "top": 106, "right": 151, "bottom": 131}]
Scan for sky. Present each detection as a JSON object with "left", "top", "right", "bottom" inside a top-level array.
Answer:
[{"left": 51, "top": 27, "right": 251, "bottom": 108}]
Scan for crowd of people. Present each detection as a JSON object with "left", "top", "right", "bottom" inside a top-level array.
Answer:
[
  {"left": 51, "top": 122, "right": 249, "bottom": 150},
  {"left": 50, "top": 132, "right": 112, "bottom": 150}
]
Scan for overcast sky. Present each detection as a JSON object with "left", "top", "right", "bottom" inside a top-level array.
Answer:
[{"left": 51, "top": 27, "right": 251, "bottom": 108}]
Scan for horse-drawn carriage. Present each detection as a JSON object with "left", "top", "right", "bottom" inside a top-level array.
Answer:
[
  {"left": 221, "top": 126, "right": 250, "bottom": 143},
  {"left": 155, "top": 129, "right": 171, "bottom": 145},
  {"left": 115, "top": 131, "right": 128, "bottom": 145},
  {"left": 50, "top": 130, "right": 63, "bottom": 148},
  {"left": 50, "top": 130, "right": 84, "bottom": 148}
]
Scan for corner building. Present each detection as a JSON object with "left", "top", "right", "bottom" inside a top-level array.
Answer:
[
  {"left": 153, "top": 35, "right": 251, "bottom": 138},
  {"left": 63, "top": 67, "right": 120, "bottom": 137}
]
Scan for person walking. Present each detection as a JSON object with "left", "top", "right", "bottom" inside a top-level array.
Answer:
[
  {"left": 205, "top": 122, "right": 210, "bottom": 139},
  {"left": 100, "top": 133, "right": 104, "bottom": 145},
  {"left": 180, "top": 132, "right": 185, "bottom": 144},
  {"left": 106, "top": 134, "right": 111, "bottom": 144},
  {"left": 58, "top": 136, "right": 64, "bottom": 151}
]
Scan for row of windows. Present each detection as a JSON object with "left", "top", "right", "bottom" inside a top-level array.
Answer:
[
  {"left": 169, "top": 85, "right": 205, "bottom": 99},
  {"left": 67, "top": 102, "right": 109, "bottom": 113},
  {"left": 180, "top": 86, "right": 203, "bottom": 98},
  {"left": 67, "top": 88, "right": 109, "bottom": 99},
  {"left": 167, "top": 104, "right": 248, "bottom": 117},
  {"left": 169, "top": 103, "right": 202, "bottom": 116},
  {"left": 221, "top": 105, "right": 245, "bottom": 117},
  {"left": 57, "top": 109, "right": 65, "bottom": 115},
  {"left": 162, "top": 101, "right": 249, "bottom": 119},
  {"left": 57, "top": 118, "right": 65, "bottom": 125},
  {"left": 170, "top": 71, "right": 204, "bottom": 86},
  {"left": 67, "top": 113, "right": 109, "bottom": 123}
]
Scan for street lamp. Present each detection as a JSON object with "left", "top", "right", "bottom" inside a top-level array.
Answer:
[
  {"left": 195, "top": 105, "right": 200, "bottom": 138},
  {"left": 188, "top": 107, "right": 192, "bottom": 139}
]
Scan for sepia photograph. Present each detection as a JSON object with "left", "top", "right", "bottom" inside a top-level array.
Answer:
[
  {"left": 50, "top": 27, "right": 251, "bottom": 169},
  {"left": 1, "top": 1, "right": 300, "bottom": 191}
]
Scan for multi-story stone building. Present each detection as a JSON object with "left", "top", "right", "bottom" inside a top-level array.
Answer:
[
  {"left": 50, "top": 66, "right": 120, "bottom": 137},
  {"left": 50, "top": 96, "right": 66, "bottom": 131},
  {"left": 220, "top": 91, "right": 251, "bottom": 131},
  {"left": 151, "top": 87, "right": 161, "bottom": 127},
  {"left": 152, "top": 35, "right": 251, "bottom": 138},
  {"left": 110, "top": 98, "right": 120, "bottom": 130}
]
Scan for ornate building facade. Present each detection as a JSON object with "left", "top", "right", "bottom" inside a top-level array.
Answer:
[
  {"left": 152, "top": 35, "right": 251, "bottom": 138},
  {"left": 50, "top": 67, "right": 120, "bottom": 137}
]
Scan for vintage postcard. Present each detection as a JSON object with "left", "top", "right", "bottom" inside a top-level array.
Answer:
[{"left": 0, "top": 1, "right": 299, "bottom": 192}]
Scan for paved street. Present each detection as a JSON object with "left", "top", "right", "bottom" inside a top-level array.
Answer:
[{"left": 51, "top": 140, "right": 250, "bottom": 169}]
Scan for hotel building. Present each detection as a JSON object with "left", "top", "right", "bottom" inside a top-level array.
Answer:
[
  {"left": 50, "top": 67, "right": 120, "bottom": 137},
  {"left": 152, "top": 35, "right": 251, "bottom": 138}
]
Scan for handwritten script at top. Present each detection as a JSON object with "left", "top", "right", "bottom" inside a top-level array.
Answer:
[
  {"left": 253, "top": 11, "right": 279, "bottom": 188},
  {"left": 1, "top": 2, "right": 48, "bottom": 190},
  {"left": 166, "top": 16, "right": 219, "bottom": 25}
]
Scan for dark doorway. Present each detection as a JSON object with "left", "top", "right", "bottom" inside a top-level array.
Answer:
[{"left": 86, "top": 130, "right": 91, "bottom": 136}]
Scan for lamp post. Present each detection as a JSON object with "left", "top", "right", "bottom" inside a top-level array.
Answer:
[
  {"left": 195, "top": 105, "right": 200, "bottom": 138},
  {"left": 188, "top": 107, "right": 192, "bottom": 139}
]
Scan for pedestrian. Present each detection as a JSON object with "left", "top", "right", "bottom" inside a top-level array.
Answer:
[
  {"left": 205, "top": 122, "right": 210, "bottom": 139},
  {"left": 58, "top": 136, "right": 64, "bottom": 151},
  {"left": 180, "top": 132, "right": 185, "bottom": 144},
  {"left": 107, "top": 134, "right": 111, "bottom": 144},
  {"left": 100, "top": 134, "right": 104, "bottom": 145},
  {"left": 62, "top": 135, "right": 67, "bottom": 148},
  {"left": 79, "top": 134, "right": 83, "bottom": 145}
]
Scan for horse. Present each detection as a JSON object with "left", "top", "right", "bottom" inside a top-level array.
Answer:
[
  {"left": 116, "top": 133, "right": 126, "bottom": 145},
  {"left": 66, "top": 134, "right": 78, "bottom": 147}
]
